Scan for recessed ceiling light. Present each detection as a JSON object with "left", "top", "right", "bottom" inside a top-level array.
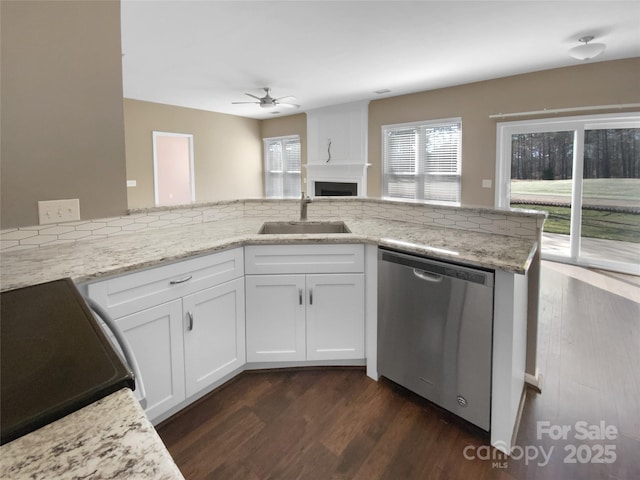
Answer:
[{"left": 374, "top": 89, "right": 391, "bottom": 95}]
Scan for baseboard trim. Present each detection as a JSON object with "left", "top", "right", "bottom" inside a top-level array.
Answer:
[
  {"left": 509, "top": 384, "right": 528, "bottom": 454},
  {"left": 525, "top": 371, "right": 543, "bottom": 393},
  {"left": 245, "top": 359, "right": 366, "bottom": 370}
]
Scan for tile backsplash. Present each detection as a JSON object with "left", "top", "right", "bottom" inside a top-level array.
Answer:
[{"left": 1, "top": 198, "right": 544, "bottom": 252}]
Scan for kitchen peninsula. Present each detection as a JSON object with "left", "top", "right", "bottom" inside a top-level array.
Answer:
[{"left": 0, "top": 198, "right": 545, "bottom": 468}]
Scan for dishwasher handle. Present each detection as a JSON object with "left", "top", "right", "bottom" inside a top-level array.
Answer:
[
  {"left": 413, "top": 268, "right": 443, "bottom": 283},
  {"left": 84, "top": 297, "right": 147, "bottom": 410}
]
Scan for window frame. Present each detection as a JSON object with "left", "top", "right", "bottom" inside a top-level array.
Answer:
[
  {"left": 381, "top": 117, "right": 462, "bottom": 205},
  {"left": 263, "top": 134, "right": 302, "bottom": 199},
  {"left": 495, "top": 111, "right": 640, "bottom": 275}
]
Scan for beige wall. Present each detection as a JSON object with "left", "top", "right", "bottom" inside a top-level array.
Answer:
[
  {"left": 124, "top": 100, "right": 263, "bottom": 209},
  {"left": 368, "top": 58, "right": 640, "bottom": 206},
  {"left": 1, "top": 0, "right": 128, "bottom": 228}
]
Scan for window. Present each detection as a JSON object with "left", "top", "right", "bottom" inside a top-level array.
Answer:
[
  {"left": 263, "top": 135, "right": 301, "bottom": 198},
  {"left": 382, "top": 118, "right": 461, "bottom": 204},
  {"left": 496, "top": 112, "right": 640, "bottom": 274}
]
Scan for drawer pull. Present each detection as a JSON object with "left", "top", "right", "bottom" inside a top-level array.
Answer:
[
  {"left": 170, "top": 275, "right": 193, "bottom": 285},
  {"left": 309, "top": 288, "right": 313, "bottom": 305},
  {"left": 187, "top": 311, "right": 194, "bottom": 331},
  {"left": 299, "top": 288, "right": 303, "bottom": 305}
]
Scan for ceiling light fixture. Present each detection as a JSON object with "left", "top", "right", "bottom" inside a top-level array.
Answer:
[{"left": 568, "top": 35, "right": 606, "bottom": 61}]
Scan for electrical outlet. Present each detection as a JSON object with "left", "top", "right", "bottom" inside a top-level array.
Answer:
[{"left": 38, "top": 199, "right": 81, "bottom": 225}]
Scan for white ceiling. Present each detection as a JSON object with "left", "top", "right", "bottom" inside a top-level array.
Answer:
[{"left": 121, "top": 1, "right": 640, "bottom": 120}]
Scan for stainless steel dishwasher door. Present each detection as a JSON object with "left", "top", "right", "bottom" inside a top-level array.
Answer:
[{"left": 377, "top": 249, "right": 494, "bottom": 431}]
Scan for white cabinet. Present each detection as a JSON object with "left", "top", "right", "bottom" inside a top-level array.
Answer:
[
  {"left": 305, "top": 274, "right": 364, "bottom": 361},
  {"left": 183, "top": 277, "right": 245, "bottom": 397},
  {"left": 85, "top": 248, "right": 245, "bottom": 423},
  {"left": 245, "top": 275, "right": 306, "bottom": 362},
  {"left": 245, "top": 245, "right": 365, "bottom": 364},
  {"left": 116, "top": 300, "right": 185, "bottom": 420}
]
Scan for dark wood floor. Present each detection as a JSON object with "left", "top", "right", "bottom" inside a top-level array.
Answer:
[{"left": 158, "top": 263, "right": 640, "bottom": 480}]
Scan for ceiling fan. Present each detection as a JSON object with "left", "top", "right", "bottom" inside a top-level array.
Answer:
[{"left": 232, "top": 87, "right": 300, "bottom": 109}]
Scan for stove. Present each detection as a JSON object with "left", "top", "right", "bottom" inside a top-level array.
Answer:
[{"left": 0, "top": 278, "right": 134, "bottom": 444}]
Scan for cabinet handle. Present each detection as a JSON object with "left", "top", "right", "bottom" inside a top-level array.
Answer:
[
  {"left": 309, "top": 288, "right": 313, "bottom": 305},
  {"left": 187, "top": 311, "right": 194, "bottom": 331},
  {"left": 299, "top": 288, "right": 303, "bottom": 305},
  {"left": 170, "top": 275, "right": 192, "bottom": 285}
]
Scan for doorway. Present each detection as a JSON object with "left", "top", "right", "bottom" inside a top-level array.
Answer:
[
  {"left": 496, "top": 113, "right": 640, "bottom": 275},
  {"left": 152, "top": 131, "right": 195, "bottom": 206}
]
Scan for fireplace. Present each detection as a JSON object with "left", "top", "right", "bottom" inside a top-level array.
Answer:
[
  {"left": 305, "top": 163, "right": 370, "bottom": 198},
  {"left": 314, "top": 181, "right": 358, "bottom": 197}
]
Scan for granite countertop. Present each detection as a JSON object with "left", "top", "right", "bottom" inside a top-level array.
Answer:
[
  {"left": 0, "top": 216, "right": 537, "bottom": 292},
  {"left": 0, "top": 388, "right": 184, "bottom": 480}
]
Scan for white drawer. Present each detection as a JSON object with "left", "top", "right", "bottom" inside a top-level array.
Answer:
[
  {"left": 245, "top": 244, "right": 364, "bottom": 275},
  {"left": 87, "top": 248, "right": 243, "bottom": 318}
]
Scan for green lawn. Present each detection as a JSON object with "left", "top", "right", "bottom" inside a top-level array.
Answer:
[
  {"left": 511, "top": 178, "right": 640, "bottom": 202},
  {"left": 510, "top": 178, "right": 640, "bottom": 243},
  {"left": 512, "top": 204, "right": 640, "bottom": 243}
]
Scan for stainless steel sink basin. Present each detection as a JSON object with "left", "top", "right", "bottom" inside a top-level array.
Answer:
[{"left": 258, "top": 221, "right": 351, "bottom": 234}]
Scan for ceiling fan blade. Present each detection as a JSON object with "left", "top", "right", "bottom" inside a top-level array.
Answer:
[
  {"left": 244, "top": 93, "right": 262, "bottom": 100},
  {"left": 231, "top": 101, "right": 260, "bottom": 105},
  {"left": 278, "top": 102, "right": 301, "bottom": 109},
  {"left": 275, "top": 95, "right": 296, "bottom": 101}
]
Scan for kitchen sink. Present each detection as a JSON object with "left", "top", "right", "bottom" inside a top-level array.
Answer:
[{"left": 258, "top": 221, "right": 351, "bottom": 235}]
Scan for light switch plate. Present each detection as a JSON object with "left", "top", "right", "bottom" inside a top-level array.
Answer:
[
  {"left": 482, "top": 179, "right": 492, "bottom": 188},
  {"left": 38, "top": 199, "right": 81, "bottom": 225}
]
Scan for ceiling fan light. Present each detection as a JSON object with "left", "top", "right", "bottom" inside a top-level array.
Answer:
[{"left": 569, "top": 36, "right": 606, "bottom": 60}]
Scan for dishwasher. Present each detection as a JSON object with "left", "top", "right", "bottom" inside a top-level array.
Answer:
[{"left": 377, "top": 248, "right": 494, "bottom": 431}]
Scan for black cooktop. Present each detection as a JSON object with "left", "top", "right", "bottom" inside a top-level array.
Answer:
[{"left": 1, "top": 278, "right": 134, "bottom": 445}]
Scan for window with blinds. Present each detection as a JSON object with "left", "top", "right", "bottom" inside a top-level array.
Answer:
[
  {"left": 382, "top": 118, "right": 461, "bottom": 204},
  {"left": 263, "top": 135, "right": 301, "bottom": 198}
]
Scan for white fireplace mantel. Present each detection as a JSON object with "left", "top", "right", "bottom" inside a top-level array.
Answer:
[{"left": 306, "top": 101, "right": 370, "bottom": 197}]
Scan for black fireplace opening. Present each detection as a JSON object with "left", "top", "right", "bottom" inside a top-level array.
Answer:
[{"left": 314, "top": 181, "right": 358, "bottom": 197}]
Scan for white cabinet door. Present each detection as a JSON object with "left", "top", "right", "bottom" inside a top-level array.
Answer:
[
  {"left": 183, "top": 277, "right": 246, "bottom": 398},
  {"left": 245, "top": 275, "right": 306, "bottom": 362},
  {"left": 306, "top": 274, "right": 365, "bottom": 361},
  {"left": 116, "top": 300, "right": 185, "bottom": 421}
]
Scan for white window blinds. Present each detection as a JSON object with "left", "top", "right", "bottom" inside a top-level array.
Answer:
[
  {"left": 382, "top": 118, "right": 461, "bottom": 203},
  {"left": 263, "top": 135, "right": 301, "bottom": 198}
]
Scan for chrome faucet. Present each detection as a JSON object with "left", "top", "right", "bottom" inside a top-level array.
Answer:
[{"left": 300, "top": 192, "right": 312, "bottom": 221}]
